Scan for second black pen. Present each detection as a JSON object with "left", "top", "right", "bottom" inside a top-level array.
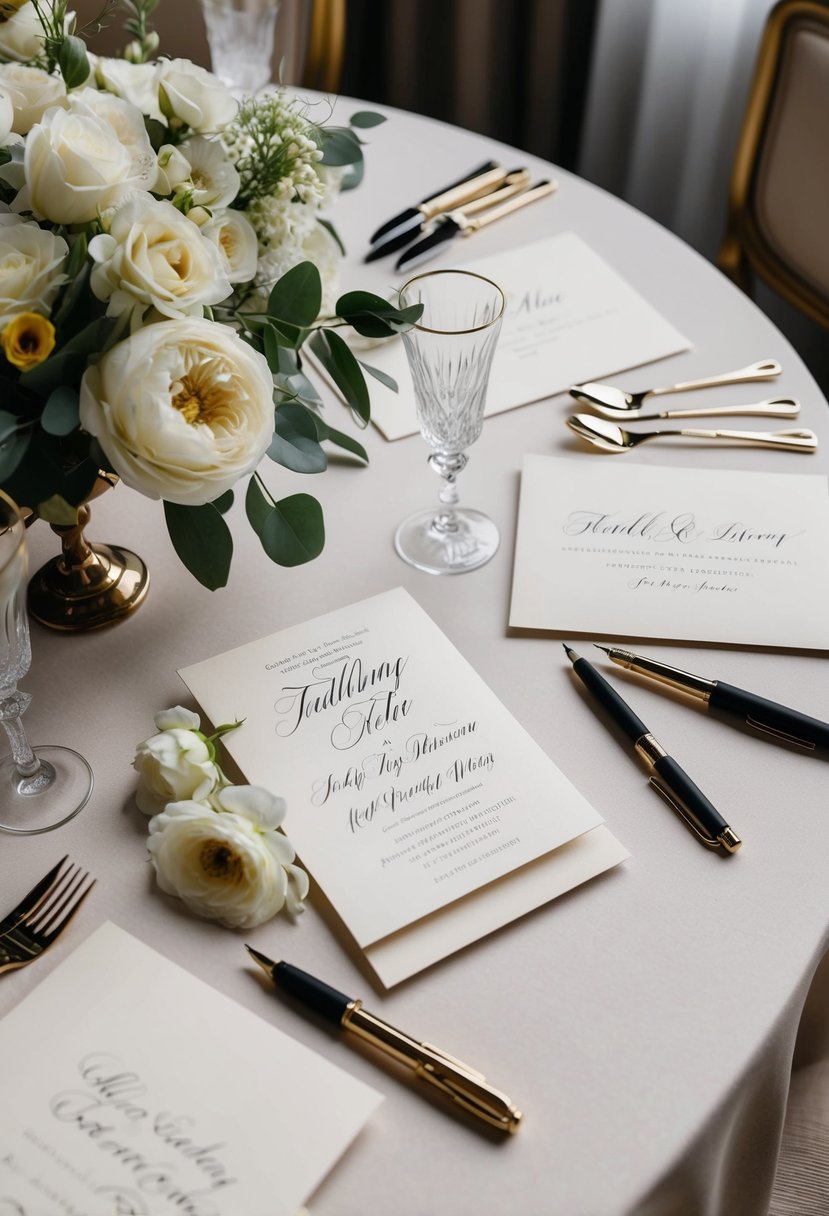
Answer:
[{"left": 563, "top": 645, "right": 741, "bottom": 854}]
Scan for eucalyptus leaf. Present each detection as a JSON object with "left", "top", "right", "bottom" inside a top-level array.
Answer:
[
  {"left": 309, "top": 330, "right": 371, "bottom": 426},
  {"left": 258, "top": 492, "right": 325, "bottom": 566},
  {"left": 267, "top": 262, "right": 322, "bottom": 329},
  {"left": 164, "top": 501, "right": 233, "bottom": 591},
  {"left": 349, "top": 111, "right": 386, "bottom": 129},
  {"left": 322, "top": 424, "right": 369, "bottom": 463},
  {"left": 0, "top": 430, "right": 30, "bottom": 483},
  {"left": 317, "top": 217, "right": 346, "bottom": 257},
  {"left": 212, "top": 490, "right": 234, "bottom": 514},
  {"left": 359, "top": 359, "right": 399, "bottom": 393},
  {"left": 339, "top": 158, "right": 364, "bottom": 192},
  {"left": 0, "top": 410, "right": 19, "bottom": 444},
  {"left": 319, "top": 127, "right": 363, "bottom": 166},
  {"left": 41, "top": 387, "right": 80, "bottom": 437},
  {"left": 57, "top": 35, "right": 91, "bottom": 88},
  {"left": 64, "top": 233, "right": 88, "bottom": 281},
  {"left": 269, "top": 403, "right": 327, "bottom": 473}
]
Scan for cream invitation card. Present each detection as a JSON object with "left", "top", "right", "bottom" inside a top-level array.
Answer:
[
  {"left": 510, "top": 456, "right": 829, "bottom": 649},
  {"left": 180, "top": 589, "right": 628, "bottom": 986},
  {"left": 311, "top": 232, "right": 690, "bottom": 440},
  {"left": 0, "top": 922, "right": 381, "bottom": 1216}
]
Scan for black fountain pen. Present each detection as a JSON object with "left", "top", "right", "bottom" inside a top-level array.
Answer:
[
  {"left": 596, "top": 645, "right": 829, "bottom": 752},
  {"left": 563, "top": 645, "right": 741, "bottom": 853},
  {"left": 246, "top": 948, "right": 522, "bottom": 1133}
]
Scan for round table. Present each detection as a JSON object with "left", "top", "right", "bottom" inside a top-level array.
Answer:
[{"left": 3, "top": 96, "right": 828, "bottom": 1216}]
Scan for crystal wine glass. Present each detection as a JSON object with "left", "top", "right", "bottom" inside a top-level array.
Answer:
[
  {"left": 395, "top": 269, "right": 505, "bottom": 575},
  {"left": 200, "top": 0, "right": 281, "bottom": 96},
  {"left": 0, "top": 492, "right": 93, "bottom": 835}
]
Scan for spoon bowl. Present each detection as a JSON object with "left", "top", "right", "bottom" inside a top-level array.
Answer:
[{"left": 569, "top": 359, "right": 783, "bottom": 413}]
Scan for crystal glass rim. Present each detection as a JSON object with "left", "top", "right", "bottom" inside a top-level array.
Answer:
[
  {"left": 399, "top": 268, "right": 506, "bottom": 335},
  {"left": 0, "top": 489, "right": 25, "bottom": 575}
]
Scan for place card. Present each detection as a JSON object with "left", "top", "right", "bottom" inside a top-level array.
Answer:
[
  {"left": 313, "top": 232, "right": 690, "bottom": 440},
  {"left": 0, "top": 922, "right": 381, "bottom": 1216},
  {"left": 180, "top": 589, "right": 628, "bottom": 987},
  {"left": 509, "top": 456, "right": 829, "bottom": 649}
]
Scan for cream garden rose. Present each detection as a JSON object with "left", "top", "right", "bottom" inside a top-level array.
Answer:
[
  {"left": 19, "top": 89, "right": 157, "bottom": 224},
  {"left": 147, "top": 785, "right": 309, "bottom": 929},
  {"left": 0, "top": 214, "right": 67, "bottom": 327},
  {"left": 0, "top": 1, "right": 44, "bottom": 62},
  {"left": 200, "top": 208, "right": 258, "bottom": 284},
  {"left": 133, "top": 706, "right": 222, "bottom": 817},
  {"left": 89, "top": 193, "right": 230, "bottom": 323},
  {"left": 78, "top": 316, "right": 275, "bottom": 505},
  {"left": 156, "top": 58, "right": 237, "bottom": 133},
  {"left": 0, "top": 63, "right": 66, "bottom": 134}
]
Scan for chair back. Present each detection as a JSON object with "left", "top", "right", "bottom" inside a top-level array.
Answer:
[{"left": 718, "top": 0, "right": 829, "bottom": 329}]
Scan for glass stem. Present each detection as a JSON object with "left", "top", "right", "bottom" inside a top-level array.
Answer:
[
  {"left": 429, "top": 451, "right": 468, "bottom": 534},
  {"left": 0, "top": 690, "right": 40, "bottom": 777}
]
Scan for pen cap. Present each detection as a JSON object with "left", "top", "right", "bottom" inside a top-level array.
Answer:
[
  {"left": 710, "top": 682, "right": 829, "bottom": 750},
  {"left": 274, "top": 961, "right": 352, "bottom": 1026}
]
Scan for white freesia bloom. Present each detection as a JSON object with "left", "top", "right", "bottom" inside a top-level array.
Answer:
[
  {"left": 0, "top": 64, "right": 66, "bottom": 134},
  {"left": 133, "top": 706, "right": 221, "bottom": 817},
  {"left": 0, "top": 214, "right": 67, "bottom": 327},
  {"left": 178, "top": 135, "right": 239, "bottom": 208},
  {"left": 88, "top": 194, "right": 230, "bottom": 323},
  {"left": 155, "top": 142, "right": 191, "bottom": 195},
  {"left": 200, "top": 208, "right": 258, "bottom": 284},
  {"left": 147, "top": 785, "right": 309, "bottom": 929},
  {"left": 95, "top": 56, "right": 161, "bottom": 121},
  {"left": 0, "top": 89, "right": 11, "bottom": 143},
  {"left": 0, "top": 2, "right": 45, "bottom": 62},
  {"left": 19, "top": 90, "right": 157, "bottom": 224},
  {"left": 156, "top": 58, "right": 237, "bottom": 133},
  {"left": 78, "top": 316, "right": 275, "bottom": 505}
]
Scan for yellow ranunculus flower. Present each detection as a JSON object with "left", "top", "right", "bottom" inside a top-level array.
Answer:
[{"left": 1, "top": 311, "right": 55, "bottom": 371}]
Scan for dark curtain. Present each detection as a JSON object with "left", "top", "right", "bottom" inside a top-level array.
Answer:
[{"left": 340, "top": 0, "right": 599, "bottom": 169}]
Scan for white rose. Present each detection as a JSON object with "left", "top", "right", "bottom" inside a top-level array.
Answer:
[
  {"left": 89, "top": 193, "right": 230, "bottom": 323},
  {"left": 147, "top": 785, "right": 309, "bottom": 929},
  {"left": 155, "top": 142, "right": 191, "bottom": 195},
  {"left": 133, "top": 706, "right": 221, "bottom": 817},
  {"left": 156, "top": 59, "right": 237, "bottom": 133},
  {"left": 78, "top": 316, "right": 275, "bottom": 505},
  {"left": 0, "top": 214, "right": 67, "bottom": 327},
  {"left": 178, "top": 135, "right": 239, "bottom": 207},
  {"left": 0, "top": 2, "right": 44, "bottom": 62},
  {"left": 18, "top": 89, "right": 157, "bottom": 224},
  {"left": 0, "top": 88, "right": 11, "bottom": 143},
  {"left": 0, "top": 64, "right": 66, "bottom": 134},
  {"left": 201, "top": 208, "right": 258, "bottom": 284},
  {"left": 95, "top": 56, "right": 161, "bottom": 121}
]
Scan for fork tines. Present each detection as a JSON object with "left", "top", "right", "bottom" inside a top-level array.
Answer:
[
  {"left": 27, "top": 861, "right": 95, "bottom": 944},
  {"left": 0, "top": 853, "right": 69, "bottom": 936},
  {"left": 0, "top": 858, "right": 95, "bottom": 974}
]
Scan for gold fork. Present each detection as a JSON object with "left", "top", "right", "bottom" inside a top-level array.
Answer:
[
  {"left": 0, "top": 854, "right": 70, "bottom": 937},
  {"left": 0, "top": 859, "right": 95, "bottom": 974}
]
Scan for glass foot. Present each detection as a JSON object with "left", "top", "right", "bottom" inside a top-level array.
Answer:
[
  {"left": 395, "top": 507, "right": 500, "bottom": 575},
  {"left": 0, "top": 745, "right": 93, "bottom": 835}
]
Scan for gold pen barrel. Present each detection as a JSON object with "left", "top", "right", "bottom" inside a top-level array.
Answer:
[
  {"left": 464, "top": 179, "right": 558, "bottom": 232},
  {"left": 419, "top": 168, "right": 509, "bottom": 219},
  {"left": 607, "top": 648, "right": 715, "bottom": 703},
  {"left": 342, "top": 1003, "right": 522, "bottom": 1133}
]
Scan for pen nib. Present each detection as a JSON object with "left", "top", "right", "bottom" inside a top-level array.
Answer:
[
  {"left": 245, "top": 944, "right": 277, "bottom": 975},
  {"left": 562, "top": 643, "right": 580, "bottom": 663},
  {"left": 593, "top": 645, "right": 613, "bottom": 655}
]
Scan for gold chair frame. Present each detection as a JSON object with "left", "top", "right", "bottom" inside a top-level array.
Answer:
[{"left": 717, "top": 0, "right": 829, "bottom": 329}]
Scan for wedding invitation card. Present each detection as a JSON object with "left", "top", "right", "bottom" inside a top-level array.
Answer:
[
  {"left": 313, "top": 232, "right": 690, "bottom": 440},
  {"left": 180, "top": 589, "right": 628, "bottom": 986},
  {"left": 0, "top": 922, "right": 381, "bottom": 1216},
  {"left": 510, "top": 456, "right": 829, "bottom": 649}
]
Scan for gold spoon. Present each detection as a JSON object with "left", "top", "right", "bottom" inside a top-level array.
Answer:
[
  {"left": 566, "top": 413, "right": 817, "bottom": 454},
  {"left": 570, "top": 359, "right": 782, "bottom": 413},
  {"left": 577, "top": 395, "right": 800, "bottom": 422}
]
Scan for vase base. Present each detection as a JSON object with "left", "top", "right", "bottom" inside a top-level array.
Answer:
[{"left": 27, "top": 542, "right": 150, "bottom": 633}]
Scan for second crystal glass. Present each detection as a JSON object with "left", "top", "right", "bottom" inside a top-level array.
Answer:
[{"left": 396, "top": 269, "right": 505, "bottom": 575}]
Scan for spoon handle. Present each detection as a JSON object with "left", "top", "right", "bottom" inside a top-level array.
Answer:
[
  {"left": 674, "top": 427, "right": 817, "bottom": 452},
  {"left": 649, "top": 396, "right": 800, "bottom": 421},
  {"left": 648, "top": 359, "right": 782, "bottom": 398}
]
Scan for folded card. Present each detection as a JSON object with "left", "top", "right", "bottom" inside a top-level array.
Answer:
[
  {"left": 0, "top": 922, "right": 381, "bottom": 1216},
  {"left": 312, "top": 232, "right": 690, "bottom": 440},
  {"left": 509, "top": 456, "right": 829, "bottom": 649},
  {"left": 180, "top": 588, "right": 628, "bottom": 986}
]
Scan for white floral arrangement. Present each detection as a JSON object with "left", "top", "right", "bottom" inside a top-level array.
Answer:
[
  {"left": 135, "top": 705, "right": 308, "bottom": 928},
  {"left": 0, "top": 0, "right": 418, "bottom": 588}
]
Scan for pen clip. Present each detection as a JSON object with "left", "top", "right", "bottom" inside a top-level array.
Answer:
[
  {"left": 421, "top": 1040, "right": 487, "bottom": 1082},
  {"left": 648, "top": 774, "right": 722, "bottom": 850},
  {"left": 745, "top": 715, "right": 816, "bottom": 751}
]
